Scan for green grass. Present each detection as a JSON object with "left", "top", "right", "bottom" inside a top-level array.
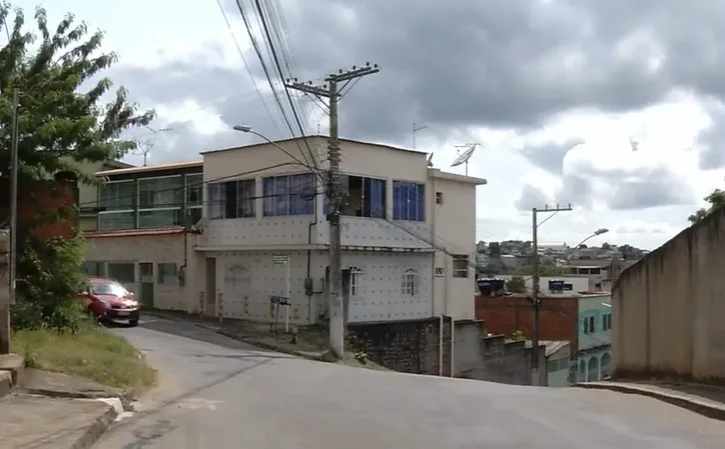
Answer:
[{"left": 11, "top": 323, "right": 157, "bottom": 391}]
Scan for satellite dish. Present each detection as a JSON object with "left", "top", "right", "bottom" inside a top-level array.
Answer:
[
  {"left": 629, "top": 138, "right": 639, "bottom": 152},
  {"left": 451, "top": 144, "right": 477, "bottom": 175},
  {"left": 426, "top": 152, "right": 434, "bottom": 167}
]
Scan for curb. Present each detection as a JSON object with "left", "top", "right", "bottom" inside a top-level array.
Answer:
[
  {"left": 19, "top": 387, "right": 136, "bottom": 412},
  {"left": 0, "top": 370, "right": 11, "bottom": 399},
  {"left": 67, "top": 401, "right": 118, "bottom": 449},
  {"left": 575, "top": 383, "right": 725, "bottom": 421}
]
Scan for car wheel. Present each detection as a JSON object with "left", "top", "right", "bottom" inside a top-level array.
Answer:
[{"left": 128, "top": 319, "right": 139, "bottom": 327}]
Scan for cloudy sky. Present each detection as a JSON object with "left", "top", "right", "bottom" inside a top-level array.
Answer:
[{"left": 21, "top": 0, "right": 725, "bottom": 250}]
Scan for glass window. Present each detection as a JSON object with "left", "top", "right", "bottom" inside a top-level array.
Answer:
[
  {"left": 98, "top": 211, "right": 134, "bottom": 230},
  {"left": 208, "top": 182, "right": 225, "bottom": 219},
  {"left": 90, "top": 281, "right": 129, "bottom": 297},
  {"left": 139, "top": 209, "right": 181, "bottom": 228},
  {"left": 392, "top": 181, "right": 425, "bottom": 221},
  {"left": 349, "top": 267, "right": 363, "bottom": 296},
  {"left": 82, "top": 261, "right": 106, "bottom": 277},
  {"left": 236, "top": 179, "right": 256, "bottom": 218},
  {"left": 262, "top": 173, "right": 315, "bottom": 217},
  {"left": 138, "top": 176, "right": 183, "bottom": 209},
  {"left": 401, "top": 268, "right": 418, "bottom": 296},
  {"left": 158, "top": 263, "right": 178, "bottom": 285},
  {"left": 187, "top": 207, "right": 202, "bottom": 226},
  {"left": 186, "top": 174, "right": 203, "bottom": 207},
  {"left": 108, "top": 263, "right": 136, "bottom": 284},
  {"left": 98, "top": 180, "right": 135, "bottom": 211},
  {"left": 207, "top": 179, "right": 256, "bottom": 219}
]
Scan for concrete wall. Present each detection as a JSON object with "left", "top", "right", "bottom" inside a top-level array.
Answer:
[
  {"left": 613, "top": 207, "right": 725, "bottom": 381},
  {"left": 346, "top": 318, "right": 542, "bottom": 385}
]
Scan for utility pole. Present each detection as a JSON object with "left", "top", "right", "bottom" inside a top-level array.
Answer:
[
  {"left": 1, "top": 87, "right": 19, "bottom": 355},
  {"left": 531, "top": 203, "right": 571, "bottom": 386},
  {"left": 286, "top": 63, "right": 380, "bottom": 358}
]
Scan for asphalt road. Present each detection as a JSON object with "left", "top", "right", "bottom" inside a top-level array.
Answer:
[{"left": 96, "top": 317, "right": 725, "bottom": 448}]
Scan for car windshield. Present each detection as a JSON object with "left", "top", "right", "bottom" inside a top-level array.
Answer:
[{"left": 90, "top": 282, "right": 128, "bottom": 297}]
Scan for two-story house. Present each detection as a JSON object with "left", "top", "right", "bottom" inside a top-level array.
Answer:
[
  {"left": 576, "top": 293, "right": 612, "bottom": 382},
  {"left": 191, "top": 135, "right": 486, "bottom": 326},
  {"left": 82, "top": 161, "right": 203, "bottom": 310}
]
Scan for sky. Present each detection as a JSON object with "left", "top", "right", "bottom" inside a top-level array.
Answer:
[{"left": 16, "top": 0, "right": 725, "bottom": 250}]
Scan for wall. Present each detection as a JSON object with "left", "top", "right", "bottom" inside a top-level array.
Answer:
[
  {"left": 546, "top": 344, "right": 572, "bottom": 387},
  {"left": 429, "top": 172, "right": 481, "bottom": 321},
  {"left": 19, "top": 178, "right": 76, "bottom": 241},
  {"left": 496, "top": 275, "right": 590, "bottom": 295},
  {"left": 210, "top": 250, "right": 433, "bottom": 325},
  {"left": 84, "top": 229, "right": 193, "bottom": 311},
  {"left": 578, "top": 294, "right": 612, "bottom": 351},
  {"left": 613, "top": 207, "right": 725, "bottom": 382},
  {"left": 346, "top": 318, "right": 543, "bottom": 385},
  {"left": 475, "top": 294, "right": 579, "bottom": 348}
]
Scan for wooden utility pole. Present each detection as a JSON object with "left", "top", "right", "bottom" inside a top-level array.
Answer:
[
  {"left": 286, "top": 63, "right": 379, "bottom": 358},
  {"left": 531, "top": 204, "right": 571, "bottom": 385}
]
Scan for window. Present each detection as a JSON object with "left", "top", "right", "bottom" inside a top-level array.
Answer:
[
  {"left": 435, "top": 192, "right": 443, "bottom": 204},
  {"left": 401, "top": 268, "right": 419, "bottom": 296},
  {"left": 349, "top": 266, "right": 363, "bottom": 296},
  {"left": 393, "top": 181, "right": 425, "bottom": 221},
  {"left": 158, "top": 263, "right": 178, "bottom": 285},
  {"left": 207, "top": 179, "right": 256, "bottom": 219},
  {"left": 602, "top": 313, "right": 612, "bottom": 331},
  {"left": 583, "top": 316, "right": 596, "bottom": 334},
  {"left": 186, "top": 174, "right": 203, "bottom": 224},
  {"left": 263, "top": 173, "right": 315, "bottom": 217},
  {"left": 340, "top": 176, "right": 386, "bottom": 218},
  {"left": 107, "top": 263, "right": 135, "bottom": 284},
  {"left": 82, "top": 261, "right": 106, "bottom": 277},
  {"left": 98, "top": 180, "right": 135, "bottom": 230},
  {"left": 138, "top": 176, "right": 184, "bottom": 229},
  {"left": 452, "top": 255, "right": 469, "bottom": 278}
]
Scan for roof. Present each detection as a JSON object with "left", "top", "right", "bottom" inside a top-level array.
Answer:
[
  {"left": 428, "top": 168, "right": 487, "bottom": 185},
  {"left": 96, "top": 160, "right": 203, "bottom": 176},
  {"left": 201, "top": 135, "right": 428, "bottom": 156},
  {"left": 525, "top": 339, "right": 570, "bottom": 357},
  {"left": 84, "top": 227, "right": 186, "bottom": 239},
  {"left": 103, "top": 160, "right": 135, "bottom": 170}
]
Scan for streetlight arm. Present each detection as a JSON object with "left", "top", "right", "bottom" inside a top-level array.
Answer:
[{"left": 232, "top": 126, "right": 312, "bottom": 171}]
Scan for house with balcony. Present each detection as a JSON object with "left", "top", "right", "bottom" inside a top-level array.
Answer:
[
  {"left": 192, "top": 135, "right": 486, "bottom": 325},
  {"left": 82, "top": 161, "right": 203, "bottom": 310}
]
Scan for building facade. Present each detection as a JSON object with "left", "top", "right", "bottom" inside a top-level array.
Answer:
[
  {"left": 82, "top": 161, "right": 203, "bottom": 310},
  {"left": 576, "top": 293, "right": 612, "bottom": 382},
  {"left": 194, "top": 136, "right": 486, "bottom": 325}
]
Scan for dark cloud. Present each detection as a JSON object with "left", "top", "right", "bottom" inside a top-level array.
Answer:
[
  {"left": 111, "top": 0, "right": 725, "bottom": 147},
  {"left": 608, "top": 177, "right": 695, "bottom": 210},
  {"left": 555, "top": 175, "right": 595, "bottom": 209},
  {"left": 695, "top": 102, "right": 725, "bottom": 169},
  {"left": 519, "top": 138, "right": 585, "bottom": 174}
]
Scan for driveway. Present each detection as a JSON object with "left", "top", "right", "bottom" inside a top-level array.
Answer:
[{"left": 96, "top": 316, "right": 725, "bottom": 448}]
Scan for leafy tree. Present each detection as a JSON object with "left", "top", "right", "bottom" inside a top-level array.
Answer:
[
  {"left": 618, "top": 244, "right": 642, "bottom": 261},
  {"left": 688, "top": 189, "right": 725, "bottom": 224},
  {"left": 0, "top": 5, "right": 154, "bottom": 329},
  {"left": 506, "top": 276, "right": 526, "bottom": 293},
  {"left": 601, "top": 242, "right": 611, "bottom": 250},
  {"left": 488, "top": 241, "right": 501, "bottom": 257}
]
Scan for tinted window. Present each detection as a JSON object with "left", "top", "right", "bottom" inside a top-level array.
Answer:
[{"left": 90, "top": 282, "right": 128, "bottom": 297}]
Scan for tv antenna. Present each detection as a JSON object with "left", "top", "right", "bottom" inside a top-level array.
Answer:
[
  {"left": 426, "top": 152, "right": 434, "bottom": 168},
  {"left": 133, "top": 125, "right": 172, "bottom": 166},
  {"left": 629, "top": 137, "right": 639, "bottom": 152},
  {"left": 412, "top": 122, "right": 427, "bottom": 149},
  {"left": 451, "top": 143, "right": 479, "bottom": 175}
]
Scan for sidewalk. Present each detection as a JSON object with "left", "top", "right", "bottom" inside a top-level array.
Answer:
[{"left": 576, "top": 381, "right": 725, "bottom": 421}]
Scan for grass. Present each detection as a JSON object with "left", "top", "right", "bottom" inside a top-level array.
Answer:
[{"left": 10, "top": 323, "right": 157, "bottom": 391}]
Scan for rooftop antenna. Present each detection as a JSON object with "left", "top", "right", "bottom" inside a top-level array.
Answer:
[
  {"left": 426, "top": 152, "right": 434, "bottom": 167},
  {"left": 413, "top": 122, "right": 427, "bottom": 149},
  {"left": 451, "top": 143, "right": 478, "bottom": 176},
  {"left": 629, "top": 137, "right": 639, "bottom": 152},
  {"left": 133, "top": 125, "right": 172, "bottom": 166}
]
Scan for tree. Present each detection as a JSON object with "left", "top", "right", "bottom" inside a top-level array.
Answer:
[
  {"left": 688, "top": 189, "right": 725, "bottom": 224},
  {"left": 0, "top": 5, "right": 154, "bottom": 329},
  {"left": 506, "top": 276, "right": 526, "bottom": 293},
  {"left": 488, "top": 241, "right": 501, "bottom": 257},
  {"left": 601, "top": 242, "right": 611, "bottom": 250}
]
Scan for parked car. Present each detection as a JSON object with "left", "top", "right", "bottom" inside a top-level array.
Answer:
[{"left": 80, "top": 277, "right": 140, "bottom": 327}]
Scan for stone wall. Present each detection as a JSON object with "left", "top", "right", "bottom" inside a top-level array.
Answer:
[{"left": 346, "top": 317, "right": 542, "bottom": 385}]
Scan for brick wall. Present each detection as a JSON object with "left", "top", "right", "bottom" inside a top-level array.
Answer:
[
  {"left": 475, "top": 294, "right": 579, "bottom": 350},
  {"left": 346, "top": 317, "right": 543, "bottom": 384}
]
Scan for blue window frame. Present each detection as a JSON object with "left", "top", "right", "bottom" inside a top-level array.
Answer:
[
  {"left": 393, "top": 181, "right": 425, "bottom": 221},
  {"left": 263, "top": 173, "right": 315, "bottom": 217},
  {"left": 323, "top": 175, "right": 386, "bottom": 218}
]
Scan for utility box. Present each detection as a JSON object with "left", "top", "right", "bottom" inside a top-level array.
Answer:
[{"left": 0, "top": 229, "right": 8, "bottom": 254}]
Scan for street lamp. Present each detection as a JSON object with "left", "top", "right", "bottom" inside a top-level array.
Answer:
[
  {"left": 232, "top": 125, "right": 308, "bottom": 169},
  {"left": 574, "top": 228, "right": 609, "bottom": 248},
  {"left": 601, "top": 303, "right": 611, "bottom": 308}
]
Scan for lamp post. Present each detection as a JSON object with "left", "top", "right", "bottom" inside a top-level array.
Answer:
[
  {"left": 232, "top": 125, "right": 310, "bottom": 170},
  {"left": 573, "top": 228, "right": 609, "bottom": 249}
]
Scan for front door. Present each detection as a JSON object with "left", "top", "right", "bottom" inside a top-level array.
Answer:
[{"left": 139, "top": 262, "right": 154, "bottom": 308}]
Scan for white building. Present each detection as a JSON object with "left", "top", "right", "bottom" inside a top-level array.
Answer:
[{"left": 189, "top": 136, "right": 486, "bottom": 325}]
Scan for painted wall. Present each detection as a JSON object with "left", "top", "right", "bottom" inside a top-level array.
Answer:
[
  {"left": 614, "top": 207, "right": 725, "bottom": 381},
  {"left": 577, "top": 294, "right": 612, "bottom": 351}
]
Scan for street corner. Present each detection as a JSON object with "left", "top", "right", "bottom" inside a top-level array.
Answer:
[{"left": 0, "top": 394, "right": 119, "bottom": 449}]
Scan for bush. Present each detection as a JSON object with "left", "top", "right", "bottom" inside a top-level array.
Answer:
[{"left": 12, "top": 233, "right": 87, "bottom": 332}]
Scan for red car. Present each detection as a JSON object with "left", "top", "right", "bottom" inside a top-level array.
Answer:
[{"left": 80, "top": 277, "right": 141, "bottom": 327}]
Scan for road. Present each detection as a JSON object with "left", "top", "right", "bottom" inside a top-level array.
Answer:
[{"left": 96, "top": 317, "right": 725, "bottom": 448}]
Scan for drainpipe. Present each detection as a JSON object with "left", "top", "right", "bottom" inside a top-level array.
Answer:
[
  {"left": 450, "top": 314, "right": 455, "bottom": 377},
  {"left": 439, "top": 315, "right": 444, "bottom": 376}
]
